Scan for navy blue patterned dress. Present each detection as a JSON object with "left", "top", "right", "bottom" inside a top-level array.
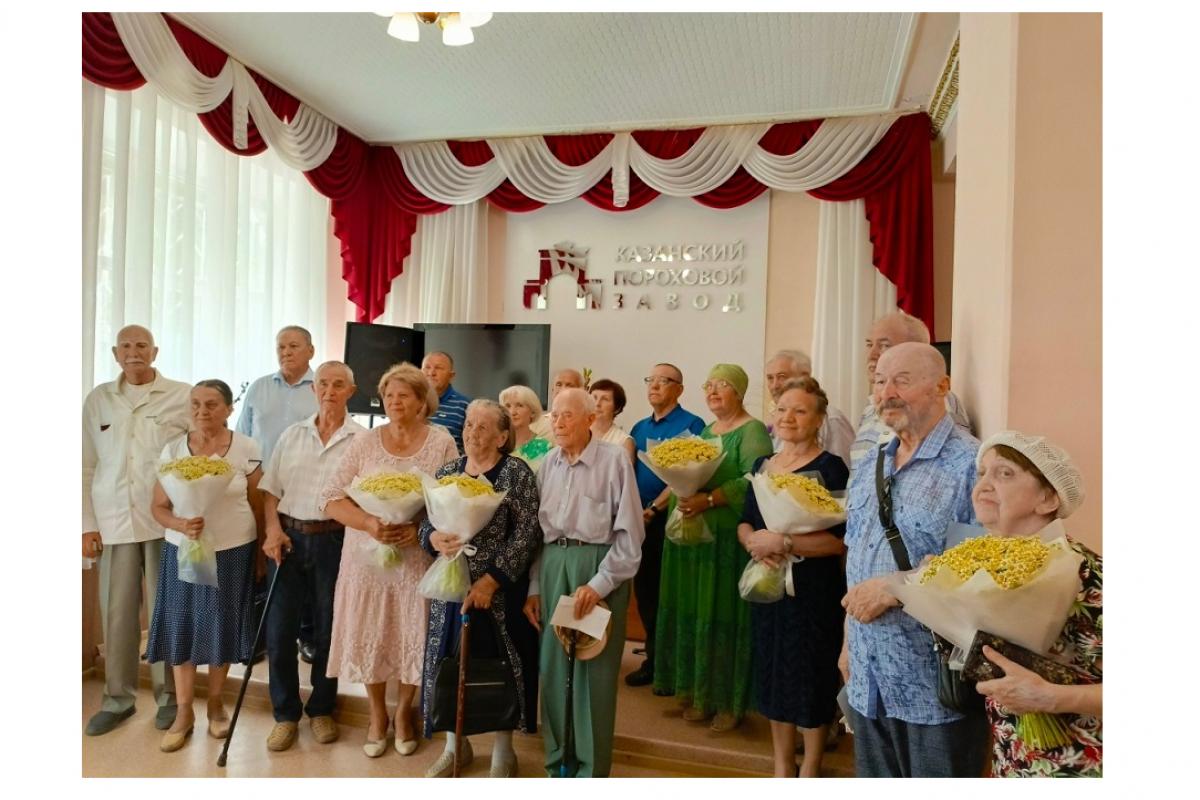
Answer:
[
  {"left": 743, "top": 451, "right": 848, "bottom": 728},
  {"left": 419, "top": 454, "right": 542, "bottom": 737}
]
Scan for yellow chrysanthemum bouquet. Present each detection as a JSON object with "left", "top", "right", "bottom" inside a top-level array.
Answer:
[
  {"left": 345, "top": 471, "right": 428, "bottom": 570},
  {"left": 739, "top": 469, "right": 848, "bottom": 603},
  {"left": 889, "top": 521, "right": 1086, "bottom": 748},
  {"left": 417, "top": 473, "right": 508, "bottom": 602},
  {"left": 636, "top": 435, "right": 727, "bottom": 546},
  {"left": 158, "top": 455, "right": 236, "bottom": 587}
]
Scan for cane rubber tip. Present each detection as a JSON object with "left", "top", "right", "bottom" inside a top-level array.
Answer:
[{"left": 217, "top": 754, "right": 227, "bottom": 767}]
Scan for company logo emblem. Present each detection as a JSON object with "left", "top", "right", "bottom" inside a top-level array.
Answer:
[{"left": 523, "top": 241, "right": 600, "bottom": 310}]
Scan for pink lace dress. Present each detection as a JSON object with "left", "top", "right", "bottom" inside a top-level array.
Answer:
[{"left": 321, "top": 426, "right": 459, "bottom": 685}]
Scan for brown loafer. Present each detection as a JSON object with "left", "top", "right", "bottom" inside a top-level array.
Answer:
[
  {"left": 309, "top": 716, "right": 338, "bottom": 745},
  {"left": 267, "top": 721, "right": 299, "bottom": 752},
  {"left": 160, "top": 726, "right": 194, "bottom": 753}
]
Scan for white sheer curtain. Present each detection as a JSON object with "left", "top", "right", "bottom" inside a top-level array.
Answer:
[
  {"left": 82, "top": 79, "right": 331, "bottom": 413},
  {"left": 811, "top": 198, "right": 899, "bottom": 420},
  {"left": 377, "top": 201, "right": 489, "bottom": 326}
]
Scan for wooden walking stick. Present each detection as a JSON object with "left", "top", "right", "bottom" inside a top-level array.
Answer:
[{"left": 453, "top": 611, "right": 470, "bottom": 778}]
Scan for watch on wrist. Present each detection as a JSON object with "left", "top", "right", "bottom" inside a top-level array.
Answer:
[
  {"left": 706, "top": 493, "right": 714, "bottom": 508},
  {"left": 781, "top": 533, "right": 793, "bottom": 554}
]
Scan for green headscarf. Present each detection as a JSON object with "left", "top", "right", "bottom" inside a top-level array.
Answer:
[{"left": 707, "top": 363, "right": 749, "bottom": 398}]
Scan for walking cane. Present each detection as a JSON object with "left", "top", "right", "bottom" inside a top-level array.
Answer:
[
  {"left": 217, "top": 554, "right": 284, "bottom": 767},
  {"left": 453, "top": 611, "right": 471, "bottom": 778},
  {"left": 561, "top": 629, "right": 577, "bottom": 778}
]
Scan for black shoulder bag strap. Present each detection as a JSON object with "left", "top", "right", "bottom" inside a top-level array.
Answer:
[{"left": 875, "top": 447, "right": 913, "bottom": 572}]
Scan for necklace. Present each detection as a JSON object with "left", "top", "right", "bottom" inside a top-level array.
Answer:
[{"left": 774, "top": 444, "right": 817, "bottom": 472}]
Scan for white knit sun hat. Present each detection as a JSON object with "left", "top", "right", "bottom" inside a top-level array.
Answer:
[{"left": 977, "top": 430, "right": 1086, "bottom": 519}]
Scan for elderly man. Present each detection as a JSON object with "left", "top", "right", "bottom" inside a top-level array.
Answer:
[
  {"left": 530, "top": 368, "right": 583, "bottom": 439},
  {"left": 848, "top": 312, "right": 972, "bottom": 476},
  {"left": 524, "top": 388, "right": 645, "bottom": 777},
  {"left": 422, "top": 350, "right": 471, "bottom": 453},
  {"left": 238, "top": 325, "right": 321, "bottom": 661},
  {"left": 839, "top": 343, "right": 988, "bottom": 777},
  {"left": 258, "top": 361, "right": 366, "bottom": 752},
  {"left": 624, "top": 363, "right": 705, "bottom": 688},
  {"left": 236, "top": 325, "right": 319, "bottom": 466},
  {"left": 764, "top": 349, "right": 855, "bottom": 465},
  {"left": 82, "top": 325, "right": 191, "bottom": 736}
]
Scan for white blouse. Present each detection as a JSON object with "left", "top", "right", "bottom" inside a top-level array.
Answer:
[{"left": 160, "top": 432, "right": 261, "bottom": 552}]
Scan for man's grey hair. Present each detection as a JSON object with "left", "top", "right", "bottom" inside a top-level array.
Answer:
[
  {"left": 316, "top": 360, "right": 355, "bottom": 385},
  {"left": 277, "top": 325, "right": 313, "bottom": 347},
  {"left": 555, "top": 387, "right": 596, "bottom": 415},
  {"left": 873, "top": 312, "right": 930, "bottom": 345},
  {"left": 423, "top": 350, "right": 454, "bottom": 368},
  {"left": 768, "top": 349, "right": 812, "bottom": 376}
]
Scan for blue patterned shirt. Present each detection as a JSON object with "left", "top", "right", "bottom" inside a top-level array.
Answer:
[
  {"left": 844, "top": 413, "right": 979, "bottom": 725},
  {"left": 429, "top": 383, "right": 471, "bottom": 454},
  {"left": 848, "top": 390, "right": 973, "bottom": 485}
]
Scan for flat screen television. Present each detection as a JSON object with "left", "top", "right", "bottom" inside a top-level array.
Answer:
[{"left": 415, "top": 323, "right": 552, "bottom": 407}]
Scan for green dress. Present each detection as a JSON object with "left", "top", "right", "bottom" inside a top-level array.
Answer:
[{"left": 653, "top": 419, "right": 774, "bottom": 717}]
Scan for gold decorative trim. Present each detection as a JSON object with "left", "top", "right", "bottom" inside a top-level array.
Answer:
[{"left": 929, "top": 34, "right": 959, "bottom": 139}]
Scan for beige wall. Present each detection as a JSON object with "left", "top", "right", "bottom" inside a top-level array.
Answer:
[
  {"left": 931, "top": 180, "right": 957, "bottom": 343},
  {"left": 954, "top": 12, "right": 1102, "bottom": 552}
]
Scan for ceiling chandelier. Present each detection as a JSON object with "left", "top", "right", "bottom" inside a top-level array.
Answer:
[{"left": 375, "top": 12, "right": 492, "bottom": 46}]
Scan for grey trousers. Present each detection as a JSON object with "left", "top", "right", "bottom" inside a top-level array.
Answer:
[
  {"left": 848, "top": 705, "right": 990, "bottom": 777},
  {"left": 97, "top": 539, "right": 175, "bottom": 713}
]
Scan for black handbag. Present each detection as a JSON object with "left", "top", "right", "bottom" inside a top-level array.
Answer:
[
  {"left": 875, "top": 450, "right": 983, "bottom": 715},
  {"left": 430, "top": 610, "right": 520, "bottom": 737}
]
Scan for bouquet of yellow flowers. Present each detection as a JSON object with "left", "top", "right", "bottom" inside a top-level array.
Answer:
[
  {"left": 158, "top": 455, "right": 236, "bottom": 587},
  {"left": 746, "top": 469, "right": 847, "bottom": 535},
  {"left": 637, "top": 435, "right": 727, "bottom": 546},
  {"left": 417, "top": 473, "right": 509, "bottom": 602},
  {"left": 346, "top": 470, "right": 428, "bottom": 570},
  {"left": 889, "top": 521, "right": 1086, "bottom": 749}
]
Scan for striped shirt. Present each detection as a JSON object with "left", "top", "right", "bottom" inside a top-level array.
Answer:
[
  {"left": 428, "top": 384, "right": 471, "bottom": 454},
  {"left": 844, "top": 413, "right": 979, "bottom": 725},
  {"left": 260, "top": 414, "right": 367, "bottom": 521}
]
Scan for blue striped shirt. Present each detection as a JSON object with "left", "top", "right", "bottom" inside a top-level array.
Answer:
[
  {"left": 429, "top": 384, "right": 471, "bottom": 454},
  {"left": 844, "top": 413, "right": 979, "bottom": 725}
]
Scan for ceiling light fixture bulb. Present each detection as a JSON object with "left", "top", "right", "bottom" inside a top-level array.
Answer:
[
  {"left": 460, "top": 12, "right": 492, "bottom": 28},
  {"left": 388, "top": 12, "right": 420, "bottom": 41},
  {"left": 441, "top": 13, "right": 474, "bottom": 46}
]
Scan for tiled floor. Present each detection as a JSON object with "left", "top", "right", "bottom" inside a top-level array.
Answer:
[{"left": 82, "top": 641, "right": 854, "bottom": 778}]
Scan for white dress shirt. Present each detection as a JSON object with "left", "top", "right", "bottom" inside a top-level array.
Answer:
[
  {"left": 260, "top": 414, "right": 367, "bottom": 521},
  {"left": 82, "top": 372, "right": 191, "bottom": 544}
]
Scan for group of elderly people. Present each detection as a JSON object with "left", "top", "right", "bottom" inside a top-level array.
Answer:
[{"left": 83, "top": 312, "right": 1101, "bottom": 778}]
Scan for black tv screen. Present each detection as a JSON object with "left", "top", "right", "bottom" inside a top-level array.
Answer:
[{"left": 416, "top": 324, "right": 552, "bottom": 408}]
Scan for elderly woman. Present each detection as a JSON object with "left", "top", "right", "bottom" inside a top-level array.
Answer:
[
  {"left": 500, "top": 385, "right": 551, "bottom": 470},
  {"left": 419, "top": 400, "right": 542, "bottom": 778},
  {"left": 738, "top": 377, "right": 847, "bottom": 777},
  {"left": 970, "top": 431, "right": 1101, "bottom": 778},
  {"left": 654, "top": 364, "right": 773, "bottom": 731},
  {"left": 590, "top": 378, "right": 635, "bottom": 462},
  {"left": 146, "top": 379, "right": 263, "bottom": 753},
  {"left": 322, "top": 363, "right": 458, "bottom": 758}
]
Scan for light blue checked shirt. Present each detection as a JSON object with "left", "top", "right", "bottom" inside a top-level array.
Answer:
[
  {"left": 848, "top": 390, "right": 973, "bottom": 484},
  {"left": 844, "top": 413, "right": 979, "bottom": 725},
  {"left": 234, "top": 369, "right": 317, "bottom": 466}
]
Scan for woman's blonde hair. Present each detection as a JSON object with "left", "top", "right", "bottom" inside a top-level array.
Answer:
[
  {"left": 499, "top": 385, "right": 543, "bottom": 420},
  {"left": 378, "top": 363, "right": 438, "bottom": 418}
]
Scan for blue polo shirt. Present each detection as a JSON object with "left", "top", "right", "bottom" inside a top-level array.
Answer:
[
  {"left": 429, "top": 383, "right": 471, "bottom": 454},
  {"left": 629, "top": 404, "right": 707, "bottom": 505}
]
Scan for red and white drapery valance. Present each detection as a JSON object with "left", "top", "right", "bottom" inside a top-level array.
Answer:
[{"left": 84, "top": 12, "right": 935, "bottom": 329}]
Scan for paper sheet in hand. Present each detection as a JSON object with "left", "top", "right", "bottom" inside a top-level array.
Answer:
[{"left": 549, "top": 595, "right": 611, "bottom": 640}]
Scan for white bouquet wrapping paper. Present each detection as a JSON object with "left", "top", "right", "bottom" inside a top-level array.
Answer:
[
  {"left": 345, "top": 470, "right": 429, "bottom": 574},
  {"left": 637, "top": 435, "right": 727, "bottom": 547},
  {"left": 887, "top": 520, "right": 1084, "bottom": 655},
  {"left": 417, "top": 474, "right": 508, "bottom": 602},
  {"left": 158, "top": 456, "right": 235, "bottom": 588},
  {"left": 746, "top": 469, "right": 847, "bottom": 535}
]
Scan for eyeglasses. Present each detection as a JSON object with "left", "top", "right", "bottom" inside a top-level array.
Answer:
[
  {"left": 702, "top": 380, "right": 732, "bottom": 392},
  {"left": 644, "top": 377, "right": 680, "bottom": 387}
]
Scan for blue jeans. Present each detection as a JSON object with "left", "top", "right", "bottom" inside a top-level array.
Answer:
[{"left": 266, "top": 527, "right": 343, "bottom": 722}]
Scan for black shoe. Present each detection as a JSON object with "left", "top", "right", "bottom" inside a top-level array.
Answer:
[
  {"left": 652, "top": 686, "right": 675, "bottom": 697},
  {"left": 85, "top": 707, "right": 135, "bottom": 736},
  {"left": 624, "top": 661, "right": 654, "bottom": 687},
  {"left": 299, "top": 642, "right": 316, "bottom": 664},
  {"left": 250, "top": 644, "right": 268, "bottom": 665},
  {"left": 155, "top": 704, "right": 178, "bottom": 730}
]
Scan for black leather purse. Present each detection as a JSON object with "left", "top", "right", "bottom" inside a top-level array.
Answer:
[
  {"left": 875, "top": 450, "right": 983, "bottom": 715},
  {"left": 430, "top": 610, "right": 520, "bottom": 737}
]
